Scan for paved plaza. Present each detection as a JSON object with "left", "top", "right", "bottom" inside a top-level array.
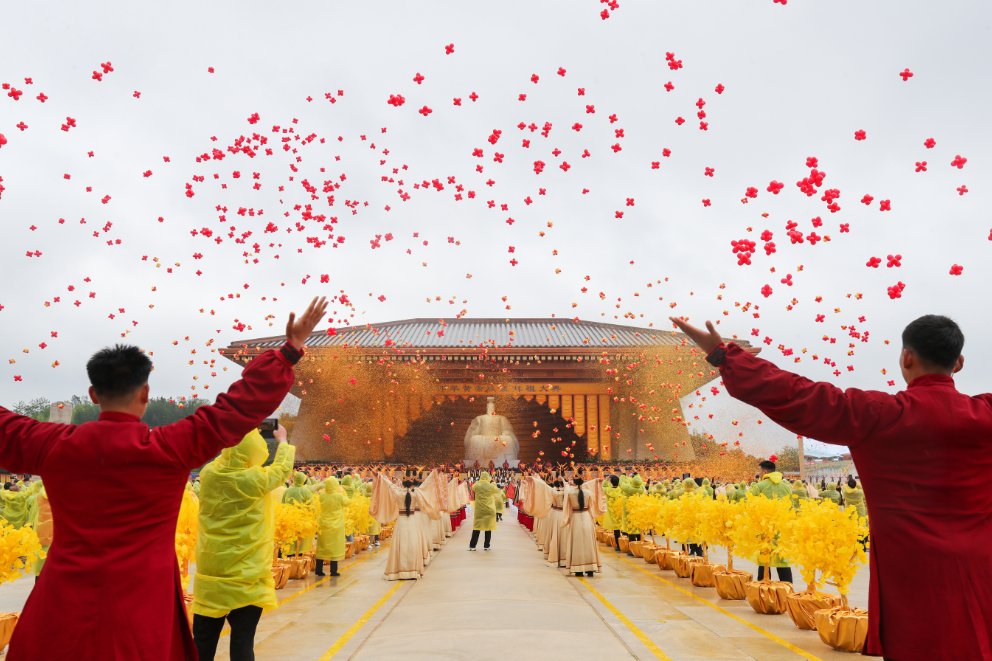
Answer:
[{"left": 0, "top": 506, "right": 873, "bottom": 660}]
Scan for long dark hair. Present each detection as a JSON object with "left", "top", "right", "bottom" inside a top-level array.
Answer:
[
  {"left": 847, "top": 476, "right": 857, "bottom": 489},
  {"left": 402, "top": 479, "right": 413, "bottom": 515},
  {"left": 574, "top": 478, "right": 585, "bottom": 511}
]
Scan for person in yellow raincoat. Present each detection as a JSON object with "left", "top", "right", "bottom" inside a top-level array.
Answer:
[
  {"left": 362, "top": 479, "right": 381, "bottom": 546},
  {"left": 281, "top": 471, "right": 315, "bottom": 554},
  {"left": 2, "top": 482, "right": 28, "bottom": 528},
  {"left": 193, "top": 426, "right": 294, "bottom": 661},
  {"left": 315, "top": 477, "right": 350, "bottom": 577},
  {"left": 620, "top": 474, "right": 646, "bottom": 555},
  {"left": 602, "top": 475, "right": 622, "bottom": 550},
  {"left": 469, "top": 472, "right": 501, "bottom": 551},
  {"left": 29, "top": 481, "right": 53, "bottom": 576}
]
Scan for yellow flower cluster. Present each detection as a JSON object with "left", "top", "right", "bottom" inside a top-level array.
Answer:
[
  {"left": 696, "top": 497, "right": 743, "bottom": 569},
  {"left": 0, "top": 519, "right": 44, "bottom": 585},
  {"left": 728, "top": 494, "right": 795, "bottom": 570},
  {"left": 781, "top": 500, "right": 868, "bottom": 596},
  {"left": 174, "top": 487, "right": 199, "bottom": 591},
  {"left": 624, "top": 494, "right": 661, "bottom": 536},
  {"left": 672, "top": 491, "right": 709, "bottom": 548},
  {"left": 345, "top": 493, "right": 372, "bottom": 537},
  {"left": 652, "top": 497, "right": 679, "bottom": 547},
  {"left": 275, "top": 500, "right": 320, "bottom": 556}
]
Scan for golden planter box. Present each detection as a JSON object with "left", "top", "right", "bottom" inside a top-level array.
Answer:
[
  {"left": 713, "top": 570, "right": 753, "bottom": 600},
  {"left": 786, "top": 591, "right": 843, "bottom": 630},
  {"left": 272, "top": 561, "right": 291, "bottom": 589},
  {"left": 689, "top": 562, "right": 726, "bottom": 588},
  {"left": 618, "top": 535, "right": 630, "bottom": 553},
  {"left": 641, "top": 544, "right": 660, "bottom": 563},
  {"left": 345, "top": 541, "right": 355, "bottom": 559},
  {"left": 815, "top": 606, "right": 869, "bottom": 653},
  {"left": 654, "top": 548, "right": 682, "bottom": 571},
  {"left": 0, "top": 612, "right": 18, "bottom": 649},
  {"left": 673, "top": 555, "right": 702, "bottom": 578},
  {"left": 287, "top": 556, "right": 311, "bottom": 580},
  {"left": 630, "top": 540, "right": 644, "bottom": 557},
  {"left": 744, "top": 580, "right": 794, "bottom": 614}
]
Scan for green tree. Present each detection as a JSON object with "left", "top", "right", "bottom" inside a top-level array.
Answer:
[
  {"left": 141, "top": 397, "right": 210, "bottom": 429},
  {"left": 11, "top": 398, "right": 51, "bottom": 421},
  {"left": 70, "top": 400, "right": 101, "bottom": 425},
  {"left": 776, "top": 445, "right": 800, "bottom": 472}
]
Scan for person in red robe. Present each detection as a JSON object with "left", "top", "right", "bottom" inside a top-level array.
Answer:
[
  {"left": 672, "top": 314, "right": 991, "bottom": 661},
  {"left": 0, "top": 297, "right": 328, "bottom": 661}
]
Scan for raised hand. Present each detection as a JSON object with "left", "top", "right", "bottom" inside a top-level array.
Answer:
[
  {"left": 668, "top": 316, "right": 723, "bottom": 356},
  {"left": 286, "top": 297, "right": 329, "bottom": 349}
]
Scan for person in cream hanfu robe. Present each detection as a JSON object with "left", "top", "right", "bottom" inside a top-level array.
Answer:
[
  {"left": 562, "top": 476, "right": 606, "bottom": 577},
  {"left": 369, "top": 471, "right": 440, "bottom": 581},
  {"left": 525, "top": 475, "right": 568, "bottom": 568}
]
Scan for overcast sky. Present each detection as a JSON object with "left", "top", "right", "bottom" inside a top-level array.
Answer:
[{"left": 1, "top": 0, "right": 989, "bottom": 456}]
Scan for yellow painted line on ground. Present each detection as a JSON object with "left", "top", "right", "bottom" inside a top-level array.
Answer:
[
  {"left": 578, "top": 576, "right": 673, "bottom": 661},
  {"left": 218, "top": 547, "right": 380, "bottom": 638},
  {"left": 613, "top": 554, "right": 826, "bottom": 661},
  {"left": 316, "top": 580, "right": 403, "bottom": 660}
]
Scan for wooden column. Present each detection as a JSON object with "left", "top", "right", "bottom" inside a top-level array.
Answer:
[
  {"left": 573, "top": 395, "right": 586, "bottom": 437},
  {"left": 562, "top": 395, "right": 573, "bottom": 422},
  {"left": 549, "top": 394, "right": 561, "bottom": 412},
  {"left": 598, "top": 395, "right": 611, "bottom": 461},
  {"left": 586, "top": 395, "right": 599, "bottom": 456}
]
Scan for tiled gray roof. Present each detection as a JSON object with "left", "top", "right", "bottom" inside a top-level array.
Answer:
[{"left": 228, "top": 318, "right": 749, "bottom": 351}]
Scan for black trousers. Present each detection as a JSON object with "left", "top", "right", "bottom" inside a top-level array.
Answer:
[
  {"left": 613, "top": 530, "right": 622, "bottom": 547},
  {"left": 469, "top": 530, "right": 491, "bottom": 548},
  {"left": 193, "top": 605, "right": 263, "bottom": 661},
  {"left": 315, "top": 559, "right": 339, "bottom": 575},
  {"left": 757, "top": 566, "right": 793, "bottom": 583}
]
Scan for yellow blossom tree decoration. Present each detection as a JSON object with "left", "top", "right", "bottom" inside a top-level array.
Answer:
[
  {"left": 810, "top": 504, "right": 871, "bottom": 651},
  {"left": 672, "top": 492, "right": 709, "bottom": 559},
  {"left": 275, "top": 500, "right": 320, "bottom": 557},
  {"left": 624, "top": 494, "right": 660, "bottom": 543},
  {"left": 175, "top": 487, "right": 199, "bottom": 592},
  {"left": 728, "top": 494, "right": 795, "bottom": 578},
  {"left": 0, "top": 519, "right": 44, "bottom": 585},
  {"left": 696, "top": 497, "right": 742, "bottom": 570},
  {"left": 729, "top": 494, "right": 796, "bottom": 614},
  {"left": 652, "top": 496, "right": 679, "bottom": 550},
  {"left": 819, "top": 504, "right": 869, "bottom": 604}
]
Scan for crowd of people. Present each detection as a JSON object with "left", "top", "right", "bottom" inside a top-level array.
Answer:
[
  {"left": 0, "top": 298, "right": 990, "bottom": 661},
  {"left": 512, "top": 460, "right": 867, "bottom": 582}
]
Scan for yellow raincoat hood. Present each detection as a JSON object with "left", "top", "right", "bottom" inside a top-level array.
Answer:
[
  {"left": 766, "top": 472, "right": 784, "bottom": 485},
  {"left": 292, "top": 472, "right": 307, "bottom": 486},
  {"left": 220, "top": 430, "right": 269, "bottom": 470}
]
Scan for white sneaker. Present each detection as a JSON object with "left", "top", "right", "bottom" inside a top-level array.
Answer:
[
  {"left": 484, "top": 547, "right": 491, "bottom": 551},
  {"left": 468, "top": 547, "right": 477, "bottom": 551}
]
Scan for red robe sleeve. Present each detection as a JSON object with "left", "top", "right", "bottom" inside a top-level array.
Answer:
[
  {"left": 713, "top": 342, "right": 897, "bottom": 449},
  {"left": 0, "top": 410, "right": 68, "bottom": 474},
  {"left": 153, "top": 343, "right": 303, "bottom": 469}
]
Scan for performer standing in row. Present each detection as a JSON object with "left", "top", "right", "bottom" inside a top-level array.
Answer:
[
  {"left": 469, "top": 472, "right": 502, "bottom": 551},
  {"left": 562, "top": 477, "right": 605, "bottom": 577}
]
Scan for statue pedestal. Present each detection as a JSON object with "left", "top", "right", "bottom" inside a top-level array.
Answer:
[{"left": 466, "top": 459, "right": 519, "bottom": 469}]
